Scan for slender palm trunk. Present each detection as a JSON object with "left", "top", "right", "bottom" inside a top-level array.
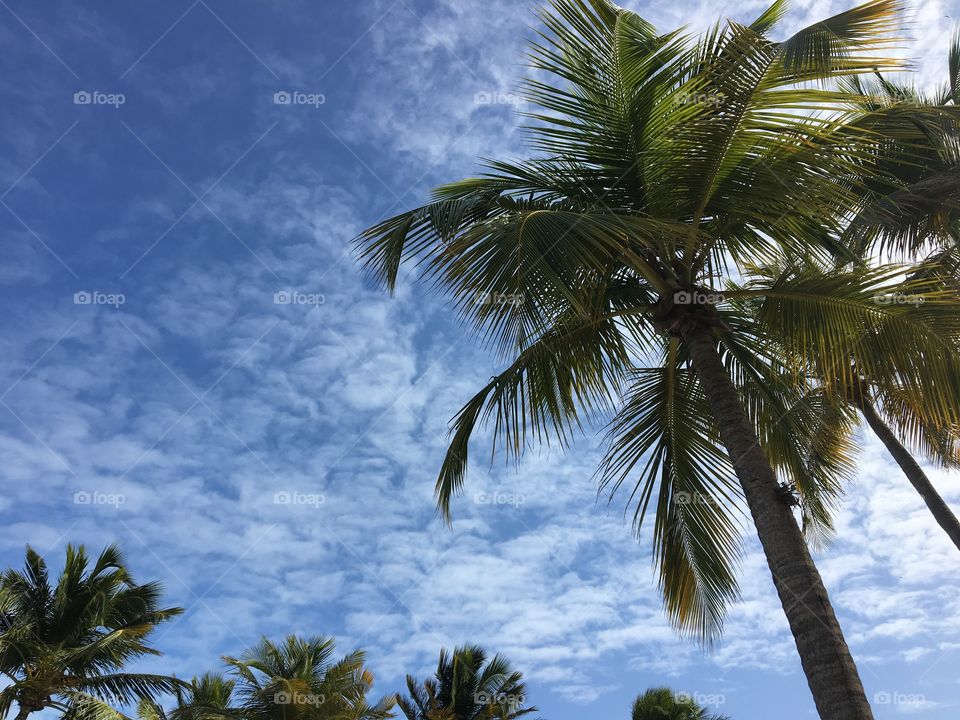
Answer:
[
  {"left": 858, "top": 397, "right": 960, "bottom": 552},
  {"left": 680, "top": 322, "right": 873, "bottom": 719},
  {"left": 14, "top": 706, "right": 34, "bottom": 720}
]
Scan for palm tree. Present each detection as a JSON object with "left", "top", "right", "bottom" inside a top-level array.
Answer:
[
  {"left": 630, "top": 688, "right": 727, "bottom": 720},
  {"left": 137, "top": 673, "right": 240, "bottom": 720},
  {"left": 396, "top": 645, "right": 535, "bottom": 720},
  {"left": 0, "top": 544, "right": 184, "bottom": 720},
  {"left": 829, "top": 37, "right": 960, "bottom": 552},
  {"left": 738, "top": 259, "right": 960, "bottom": 552},
  {"left": 356, "top": 0, "right": 960, "bottom": 715},
  {"left": 223, "top": 635, "right": 393, "bottom": 720}
]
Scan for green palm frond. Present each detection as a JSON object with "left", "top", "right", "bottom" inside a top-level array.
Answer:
[
  {"left": 599, "top": 342, "right": 743, "bottom": 642},
  {"left": 749, "top": 0, "right": 788, "bottom": 36},
  {"left": 74, "top": 674, "right": 184, "bottom": 705},
  {"left": 62, "top": 693, "right": 131, "bottom": 720},
  {"left": 733, "top": 259, "right": 960, "bottom": 496},
  {"left": 949, "top": 26, "right": 960, "bottom": 104},
  {"left": 435, "top": 282, "right": 646, "bottom": 518},
  {"left": 840, "top": 105, "right": 960, "bottom": 257},
  {"left": 776, "top": 0, "right": 903, "bottom": 80},
  {"left": 135, "top": 699, "right": 166, "bottom": 720},
  {"left": 875, "top": 385, "right": 960, "bottom": 468},
  {"left": 737, "top": 263, "right": 960, "bottom": 426},
  {"left": 0, "top": 688, "right": 18, "bottom": 720}
]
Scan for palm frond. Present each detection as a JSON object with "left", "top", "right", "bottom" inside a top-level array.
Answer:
[{"left": 598, "top": 341, "right": 743, "bottom": 642}]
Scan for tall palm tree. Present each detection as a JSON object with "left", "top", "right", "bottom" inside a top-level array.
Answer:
[
  {"left": 356, "top": 0, "right": 960, "bottom": 715},
  {"left": 0, "top": 544, "right": 184, "bottom": 720},
  {"left": 223, "top": 635, "right": 393, "bottom": 720},
  {"left": 630, "top": 688, "right": 727, "bottom": 720},
  {"left": 396, "top": 645, "right": 535, "bottom": 720},
  {"left": 137, "top": 673, "right": 240, "bottom": 720}
]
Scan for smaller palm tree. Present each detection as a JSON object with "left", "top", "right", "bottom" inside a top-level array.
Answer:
[
  {"left": 835, "top": 35, "right": 960, "bottom": 553},
  {"left": 223, "top": 635, "right": 393, "bottom": 720},
  {"left": 397, "top": 645, "right": 536, "bottom": 720},
  {"left": 0, "top": 544, "right": 184, "bottom": 720},
  {"left": 137, "top": 673, "right": 239, "bottom": 720},
  {"left": 631, "top": 688, "right": 728, "bottom": 720}
]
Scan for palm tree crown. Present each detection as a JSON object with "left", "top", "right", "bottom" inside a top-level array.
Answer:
[
  {"left": 223, "top": 635, "right": 393, "bottom": 720},
  {"left": 0, "top": 544, "right": 184, "bottom": 720},
  {"left": 396, "top": 645, "right": 536, "bottom": 720},
  {"left": 630, "top": 687, "right": 727, "bottom": 720},
  {"left": 137, "top": 673, "right": 239, "bottom": 720}
]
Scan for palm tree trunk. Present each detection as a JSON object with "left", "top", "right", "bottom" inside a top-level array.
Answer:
[
  {"left": 14, "top": 706, "right": 34, "bottom": 720},
  {"left": 858, "top": 397, "right": 960, "bottom": 552},
  {"left": 679, "top": 322, "right": 873, "bottom": 719}
]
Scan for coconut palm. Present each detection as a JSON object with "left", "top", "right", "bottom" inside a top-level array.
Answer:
[
  {"left": 828, "top": 37, "right": 960, "bottom": 552},
  {"left": 355, "top": 0, "right": 960, "bottom": 715},
  {"left": 630, "top": 688, "right": 727, "bottom": 720},
  {"left": 137, "top": 673, "right": 239, "bottom": 720},
  {"left": 223, "top": 635, "right": 393, "bottom": 720},
  {"left": 737, "top": 258, "right": 960, "bottom": 552},
  {"left": 0, "top": 544, "right": 184, "bottom": 720},
  {"left": 396, "top": 645, "right": 535, "bottom": 720}
]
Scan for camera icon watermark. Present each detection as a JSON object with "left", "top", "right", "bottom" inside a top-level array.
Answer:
[
  {"left": 873, "top": 691, "right": 925, "bottom": 708},
  {"left": 73, "top": 90, "right": 125, "bottom": 108},
  {"left": 73, "top": 491, "right": 125, "bottom": 508},
  {"left": 74, "top": 291, "right": 125, "bottom": 308},
  {"left": 672, "top": 491, "right": 717, "bottom": 506},
  {"left": 675, "top": 690, "right": 725, "bottom": 706},
  {"left": 474, "top": 291, "right": 524, "bottom": 306},
  {"left": 273, "top": 90, "right": 325, "bottom": 108},
  {"left": 873, "top": 292, "right": 925, "bottom": 307},
  {"left": 676, "top": 91, "right": 727, "bottom": 107},
  {"left": 673, "top": 290, "right": 724, "bottom": 306},
  {"left": 273, "top": 491, "right": 325, "bottom": 508},
  {"left": 474, "top": 91, "right": 521, "bottom": 106},
  {"left": 274, "top": 290, "right": 325, "bottom": 306},
  {"left": 474, "top": 692, "right": 525, "bottom": 710},
  {"left": 273, "top": 692, "right": 324, "bottom": 706},
  {"left": 474, "top": 491, "right": 525, "bottom": 508}
]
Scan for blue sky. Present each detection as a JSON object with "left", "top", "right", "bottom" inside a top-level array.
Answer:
[{"left": 2, "top": 1, "right": 960, "bottom": 718}]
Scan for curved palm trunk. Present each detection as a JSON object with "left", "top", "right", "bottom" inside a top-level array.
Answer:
[
  {"left": 13, "top": 706, "right": 34, "bottom": 720},
  {"left": 680, "top": 323, "right": 873, "bottom": 719},
  {"left": 858, "top": 397, "right": 960, "bottom": 552}
]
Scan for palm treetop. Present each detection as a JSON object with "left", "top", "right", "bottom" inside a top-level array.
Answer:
[
  {"left": 137, "top": 672, "right": 239, "bottom": 720},
  {"left": 0, "top": 544, "right": 184, "bottom": 720},
  {"left": 359, "top": 0, "right": 960, "bottom": 443},
  {"left": 223, "top": 634, "right": 393, "bottom": 720},
  {"left": 357, "top": 0, "right": 960, "bottom": 640},
  {"left": 631, "top": 687, "right": 728, "bottom": 720},
  {"left": 397, "top": 644, "right": 536, "bottom": 720}
]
